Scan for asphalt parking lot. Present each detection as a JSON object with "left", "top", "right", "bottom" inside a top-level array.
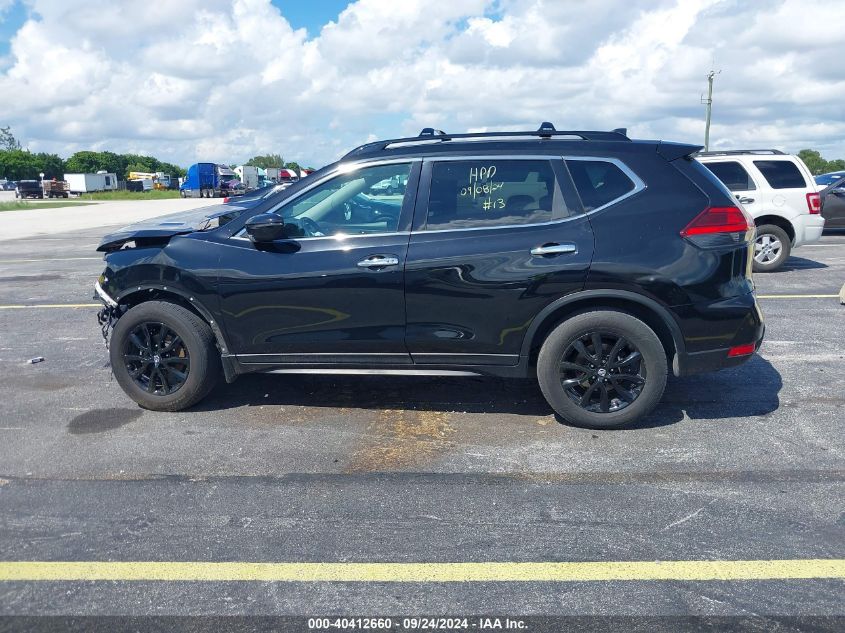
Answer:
[{"left": 0, "top": 203, "right": 843, "bottom": 622}]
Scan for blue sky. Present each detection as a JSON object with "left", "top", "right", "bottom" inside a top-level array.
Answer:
[
  {"left": 0, "top": 1, "right": 352, "bottom": 55},
  {"left": 269, "top": 0, "right": 351, "bottom": 36},
  {"left": 0, "top": 1, "right": 26, "bottom": 57},
  {"left": 1, "top": 1, "right": 843, "bottom": 168}
]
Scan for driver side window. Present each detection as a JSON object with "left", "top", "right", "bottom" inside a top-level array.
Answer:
[{"left": 276, "top": 162, "right": 412, "bottom": 236}]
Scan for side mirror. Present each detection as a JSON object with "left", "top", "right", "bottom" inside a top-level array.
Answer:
[{"left": 245, "top": 213, "right": 287, "bottom": 243}]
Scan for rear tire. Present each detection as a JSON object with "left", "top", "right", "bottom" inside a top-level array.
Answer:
[
  {"left": 109, "top": 301, "right": 220, "bottom": 411},
  {"left": 536, "top": 310, "right": 667, "bottom": 429},
  {"left": 752, "top": 224, "right": 791, "bottom": 272}
]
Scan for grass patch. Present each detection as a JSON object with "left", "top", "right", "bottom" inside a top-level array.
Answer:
[
  {"left": 0, "top": 201, "right": 96, "bottom": 212},
  {"left": 79, "top": 190, "right": 182, "bottom": 201}
]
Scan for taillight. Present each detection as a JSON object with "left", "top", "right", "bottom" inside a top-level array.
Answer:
[
  {"left": 806, "top": 192, "right": 821, "bottom": 214},
  {"left": 223, "top": 197, "right": 230, "bottom": 203},
  {"left": 728, "top": 343, "right": 756, "bottom": 357},
  {"left": 681, "top": 206, "right": 753, "bottom": 237}
]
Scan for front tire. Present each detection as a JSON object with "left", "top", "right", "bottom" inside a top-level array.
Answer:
[
  {"left": 752, "top": 224, "right": 791, "bottom": 272},
  {"left": 109, "top": 301, "right": 220, "bottom": 411},
  {"left": 537, "top": 310, "right": 667, "bottom": 429}
]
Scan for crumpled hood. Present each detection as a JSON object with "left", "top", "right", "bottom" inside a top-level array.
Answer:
[{"left": 97, "top": 204, "right": 246, "bottom": 251}]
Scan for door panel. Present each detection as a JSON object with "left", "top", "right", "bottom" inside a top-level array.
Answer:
[
  {"left": 404, "top": 158, "right": 594, "bottom": 364},
  {"left": 218, "top": 234, "right": 411, "bottom": 361},
  {"left": 822, "top": 189, "right": 845, "bottom": 227},
  {"left": 217, "top": 160, "right": 420, "bottom": 363}
]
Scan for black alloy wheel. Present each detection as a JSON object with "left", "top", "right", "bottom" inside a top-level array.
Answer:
[
  {"left": 559, "top": 331, "right": 645, "bottom": 413},
  {"left": 123, "top": 322, "right": 190, "bottom": 396},
  {"left": 536, "top": 310, "right": 667, "bottom": 429}
]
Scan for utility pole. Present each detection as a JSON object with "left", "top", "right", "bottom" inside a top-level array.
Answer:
[{"left": 701, "top": 69, "right": 720, "bottom": 151}]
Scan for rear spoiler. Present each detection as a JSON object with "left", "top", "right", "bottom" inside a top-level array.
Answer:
[{"left": 657, "top": 141, "right": 703, "bottom": 162}]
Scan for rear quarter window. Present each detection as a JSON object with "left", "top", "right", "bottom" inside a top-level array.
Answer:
[
  {"left": 565, "top": 159, "right": 636, "bottom": 211},
  {"left": 702, "top": 161, "right": 756, "bottom": 191},
  {"left": 753, "top": 160, "right": 808, "bottom": 189}
]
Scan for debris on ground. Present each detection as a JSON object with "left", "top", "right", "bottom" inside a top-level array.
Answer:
[{"left": 27, "top": 357, "right": 45, "bottom": 364}]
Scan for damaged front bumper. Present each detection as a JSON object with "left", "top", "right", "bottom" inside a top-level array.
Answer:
[
  {"left": 94, "top": 280, "right": 122, "bottom": 348},
  {"left": 94, "top": 279, "right": 118, "bottom": 307}
]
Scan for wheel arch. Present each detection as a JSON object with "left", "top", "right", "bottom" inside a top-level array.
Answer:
[
  {"left": 116, "top": 286, "right": 232, "bottom": 356},
  {"left": 754, "top": 214, "right": 795, "bottom": 243},
  {"left": 521, "top": 290, "right": 684, "bottom": 370}
]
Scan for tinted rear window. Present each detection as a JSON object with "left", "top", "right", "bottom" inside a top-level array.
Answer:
[
  {"left": 703, "top": 161, "right": 756, "bottom": 191},
  {"left": 565, "top": 160, "right": 636, "bottom": 211},
  {"left": 753, "top": 160, "right": 807, "bottom": 189}
]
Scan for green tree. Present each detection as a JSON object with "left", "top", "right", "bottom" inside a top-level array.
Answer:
[
  {"left": 284, "top": 161, "right": 301, "bottom": 173},
  {"left": 0, "top": 126, "right": 22, "bottom": 151},
  {"left": 34, "top": 152, "right": 65, "bottom": 179},
  {"left": 158, "top": 161, "right": 185, "bottom": 178},
  {"left": 64, "top": 150, "right": 126, "bottom": 175},
  {"left": 0, "top": 149, "right": 40, "bottom": 180},
  {"left": 246, "top": 154, "right": 285, "bottom": 169},
  {"left": 798, "top": 149, "right": 826, "bottom": 175},
  {"left": 798, "top": 149, "right": 845, "bottom": 175}
]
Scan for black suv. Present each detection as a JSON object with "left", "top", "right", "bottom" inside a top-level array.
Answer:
[{"left": 94, "top": 124, "right": 764, "bottom": 428}]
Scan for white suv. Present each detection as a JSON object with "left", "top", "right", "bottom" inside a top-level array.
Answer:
[{"left": 697, "top": 150, "right": 824, "bottom": 272}]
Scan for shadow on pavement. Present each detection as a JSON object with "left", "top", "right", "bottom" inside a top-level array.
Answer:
[
  {"left": 776, "top": 256, "right": 827, "bottom": 272},
  {"left": 195, "top": 354, "right": 782, "bottom": 431}
]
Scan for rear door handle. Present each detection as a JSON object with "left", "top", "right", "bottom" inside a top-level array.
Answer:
[
  {"left": 357, "top": 255, "right": 400, "bottom": 268},
  {"left": 530, "top": 243, "right": 577, "bottom": 257},
  {"left": 736, "top": 196, "right": 755, "bottom": 204}
]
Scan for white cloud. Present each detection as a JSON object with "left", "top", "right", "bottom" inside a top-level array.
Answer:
[{"left": 0, "top": 0, "right": 844, "bottom": 168}]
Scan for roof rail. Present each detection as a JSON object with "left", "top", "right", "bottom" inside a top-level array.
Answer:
[
  {"left": 419, "top": 127, "right": 446, "bottom": 137},
  {"left": 696, "top": 149, "right": 785, "bottom": 156},
  {"left": 342, "top": 123, "right": 631, "bottom": 159}
]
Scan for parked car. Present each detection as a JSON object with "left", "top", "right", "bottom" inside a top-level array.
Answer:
[
  {"left": 818, "top": 175, "right": 845, "bottom": 229},
  {"left": 15, "top": 180, "right": 43, "bottom": 199},
  {"left": 93, "top": 123, "right": 764, "bottom": 429},
  {"left": 697, "top": 150, "right": 823, "bottom": 272},
  {"left": 814, "top": 170, "right": 845, "bottom": 188},
  {"left": 370, "top": 173, "right": 407, "bottom": 195}
]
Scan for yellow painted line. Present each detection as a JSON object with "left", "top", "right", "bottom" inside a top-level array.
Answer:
[
  {"left": 757, "top": 294, "right": 838, "bottom": 299},
  {"left": 0, "top": 560, "right": 842, "bottom": 582},
  {"left": 0, "top": 303, "right": 99, "bottom": 309},
  {"left": 2, "top": 256, "right": 102, "bottom": 262}
]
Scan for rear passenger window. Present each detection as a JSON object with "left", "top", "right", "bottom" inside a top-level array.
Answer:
[
  {"left": 565, "top": 159, "right": 636, "bottom": 211},
  {"left": 702, "top": 161, "right": 756, "bottom": 191},
  {"left": 753, "top": 160, "right": 807, "bottom": 189},
  {"left": 424, "top": 160, "right": 558, "bottom": 231}
]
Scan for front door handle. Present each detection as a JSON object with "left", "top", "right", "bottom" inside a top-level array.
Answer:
[
  {"left": 530, "top": 243, "right": 577, "bottom": 257},
  {"left": 357, "top": 255, "right": 400, "bottom": 268},
  {"left": 736, "top": 196, "right": 755, "bottom": 204}
]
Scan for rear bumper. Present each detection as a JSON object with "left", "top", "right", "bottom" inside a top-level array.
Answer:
[
  {"left": 792, "top": 213, "right": 825, "bottom": 247},
  {"left": 673, "top": 292, "right": 765, "bottom": 377}
]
